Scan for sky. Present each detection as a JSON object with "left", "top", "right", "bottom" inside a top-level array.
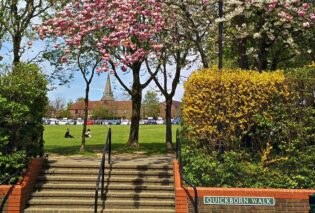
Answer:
[{"left": 1, "top": 40, "right": 200, "bottom": 104}]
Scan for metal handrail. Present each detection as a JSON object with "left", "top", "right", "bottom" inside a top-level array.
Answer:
[
  {"left": 94, "top": 128, "right": 111, "bottom": 213},
  {"left": 0, "top": 171, "right": 20, "bottom": 212},
  {"left": 176, "top": 129, "right": 198, "bottom": 213}
]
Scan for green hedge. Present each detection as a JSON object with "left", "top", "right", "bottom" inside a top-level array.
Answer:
[
  {"left": 181, "top": 66, "right": 315, "bottom": 189},
  {"left": 0, "top": 63, "right": 48, "bottom": 182}
]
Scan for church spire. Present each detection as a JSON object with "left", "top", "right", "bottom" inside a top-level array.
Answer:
[{"left": 101, "top": 74, "right": 114, "bottom": 101}]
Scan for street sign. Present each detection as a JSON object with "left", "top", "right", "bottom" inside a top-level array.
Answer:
[{"left": 204, "top": 196, "right": 275, "bottom": 206}]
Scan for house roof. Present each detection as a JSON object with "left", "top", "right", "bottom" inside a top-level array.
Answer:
[
  {"left": 70, "top": 100, "right": 181, "bottom": 111},
  {"left": 69, "top": 100, "right": 132, "bottom": 111}
]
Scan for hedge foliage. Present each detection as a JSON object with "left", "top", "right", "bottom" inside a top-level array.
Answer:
[
  {"left": 182, "top": 68, "right": 292, "bottom": 148},
  {"left": 181, "top": 66, "right": 315, "bottom": 189},
  {"left": 0, "top": 63, "right": 48, "bottom": 182}
]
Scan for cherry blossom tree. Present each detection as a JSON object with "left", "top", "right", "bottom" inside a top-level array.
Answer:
[{"left": 39, "top": 0, "right": 164, "bottom": 147}]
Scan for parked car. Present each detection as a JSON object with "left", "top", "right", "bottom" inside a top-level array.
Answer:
[
  {"left": 48, "top": 118, "right": 58, "bottom": 125},
  {"left": 146, "top": 119, "right": 157, "bottom": 124},
  {"left": 102, "top": 120, "right": 110, "bottom": 125},
  {"left": 172, "top": 117, "right": 181, "bottom": 125},
  {"left": 87, "top": 120, "right": 94, "bottom": 125},
  {"left": 111, "top": 120, "right": 121, "bottom": 125},
  {"left": 67, "top": 119, "right": 76, "bottom": 125},
  {"left": 74, "top": 119, "right": 83, "bottom": 125},
  {"left": 156, "top": 117, "right": 164, "bottom": 125},
  {"left": 58, "top": 119, "right": 68, "bottom": 125},
  {"left": 121, "top": 119, "right": 130, "bottom": 125},
  {"left": 139, "top": 120, "right": 146, "bottom": 125}
]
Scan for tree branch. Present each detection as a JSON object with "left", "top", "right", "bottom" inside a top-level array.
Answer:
[{"left": 109, "top": 61, "right": 132, "bottom": 95}]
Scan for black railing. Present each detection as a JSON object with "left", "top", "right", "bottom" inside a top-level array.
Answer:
[
  {"left": 94, "top": 128, "right": 112, "bottom": 213},
  {"left": 0, "top": 171, "right": 20, "bottom": 212},
  {"left": 176, "top": 129, "right": 198, "bottom": 213}
]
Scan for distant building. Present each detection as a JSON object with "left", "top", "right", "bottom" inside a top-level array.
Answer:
[{"left": 69, "top": 74, "right": 181, "bottom": 119}]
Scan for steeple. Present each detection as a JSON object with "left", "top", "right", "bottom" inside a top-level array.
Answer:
[{"left": 101, "top": 74, "right": 114, "bottom": 101}]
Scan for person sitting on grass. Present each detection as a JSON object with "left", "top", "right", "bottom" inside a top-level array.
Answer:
[
  {"left": 85, "top": 129, "right": 91, "bottom": 138},
  {"left": 64, "top": 128, "right": 74, "bottom": 138}
]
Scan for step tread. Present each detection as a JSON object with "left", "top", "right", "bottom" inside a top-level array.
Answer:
[
  {"left": 31, "top": 191, "right": 174, "bottom": 198},
  {"left": 24, "top": 207, "right": 175, "bottom": 212},
  {"left": 34, "top": 183, "right": 174, "bottom": 190},
  {"left": 45, "top": 163, "right": 173, "bottom": 170},
  {"left": 42, "top": 170, "right": 173, "bottom": 176},
  {"left": 28, "top": 199, "right": 175, "bottom": 205},
  {"left": 37, "top": 176, "right": 174, "bottom": 182}
]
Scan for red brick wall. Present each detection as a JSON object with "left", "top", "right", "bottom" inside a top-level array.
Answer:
[
  {"left": 0, "top": 158, "right": 45, "bottom": 213},
  {"left": 173, "top": 160, "right": 315, "bottom": 213}
]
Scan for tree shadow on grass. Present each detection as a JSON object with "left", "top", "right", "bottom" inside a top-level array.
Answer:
[{"left": 45, "top": 142, "right": 170, "bottom": 156}]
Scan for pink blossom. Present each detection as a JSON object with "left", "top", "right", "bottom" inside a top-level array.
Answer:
[
  {"left": 27, "top": 41, "right": 32, "bottom": 46},
  {"left": 38, "top": 0, "right": 164, "bottom": 71},
  {"left": 297, "top": 9, "right": 306, "bottom": 17},
  {"left": 60, "top": 56, "right": 67, "bottom": 63},
  {"left": 268, "top": 3, "right": 277, "bottom": 10},
  {"left": 302, "top": 3, "right": 309, "bottom": 9},
  {"left": 121, "top": 66, "right": 127, "bottom": 72}
]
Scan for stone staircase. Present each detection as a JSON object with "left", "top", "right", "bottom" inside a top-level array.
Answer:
[{"left": 24, "top": 160, "right": 175, "bottom": 213}]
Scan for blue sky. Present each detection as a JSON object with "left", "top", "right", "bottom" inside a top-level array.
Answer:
[{"left": 1, "top": 40, "right": 198, "bottom": 104}]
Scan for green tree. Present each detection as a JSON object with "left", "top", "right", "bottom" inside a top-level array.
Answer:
[
  {"left": 142, "top": 91, "right": 160, "bottom": 119},
  {"left": 92, "top": 105, "right": 113, "bottom": 120},
  {"left": 0, "top": 0, "right": 63, "bottom": 65}
]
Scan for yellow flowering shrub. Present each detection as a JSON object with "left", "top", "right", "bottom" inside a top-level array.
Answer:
[{"left": 182, "top": 68, "right": 291, "bottom": 147}]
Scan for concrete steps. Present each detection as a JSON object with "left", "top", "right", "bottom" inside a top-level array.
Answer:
[
  {"left": 24, "top": 160, "right": 175, "bottom": 213},
  {"left": 24, "top": 207, "right": 175, "bottom": 212}
]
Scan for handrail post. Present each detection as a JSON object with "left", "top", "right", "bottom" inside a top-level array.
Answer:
[
  {"left": 108, "top": 128, "right": 111, "bottom": 164},
  {"left": 95, "top": 128, "right": 112, "bottom": 213},
  {"left": 101, "top": 159, "right": 104, "bottom": 199},
  {"left": 194, "top": 187, "right": 198, "bottom": 213}
]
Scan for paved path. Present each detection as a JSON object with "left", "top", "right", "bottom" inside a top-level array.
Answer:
[{"left": 47, "top": 152, "right": 175, "bottom": 166}]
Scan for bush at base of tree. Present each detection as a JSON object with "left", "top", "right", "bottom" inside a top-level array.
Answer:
[
  {"left": 0, "top": 63, "right": 48, "bottom": 182},
  {"left": 181, "top": 66, "right": 315, "bottom": 189}
]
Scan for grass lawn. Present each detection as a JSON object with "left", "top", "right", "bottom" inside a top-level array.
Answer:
[{"left": 44, "top": 124, "right": 179, "bottom": 156}]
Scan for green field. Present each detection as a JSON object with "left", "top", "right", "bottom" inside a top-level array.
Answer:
[{"left": 44, "top": 124, "right": 179, "bottom": 156}]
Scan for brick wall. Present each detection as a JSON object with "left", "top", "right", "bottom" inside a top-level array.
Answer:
[
  {"left": 0, "top": 186, "right": 11, "bottom": 212},
  {"left": 0, "top": 158, "right": 45, "bottom": 213},
  {"left": 173, "top": 160, "right": 315, "bottom": 213}
]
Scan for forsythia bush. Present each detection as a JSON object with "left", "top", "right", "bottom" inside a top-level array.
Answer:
[{"left": 182, "top": 68, "right": 291, "bottom": 147}]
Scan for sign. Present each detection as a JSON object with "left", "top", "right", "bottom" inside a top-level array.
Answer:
[{"left": 204, "top": 196, "right": 275, "bottom": 206}]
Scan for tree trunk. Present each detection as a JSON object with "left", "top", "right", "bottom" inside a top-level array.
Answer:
[
  {"left": 196, "top": 41, "right": 209, "bottom": 68},
  {"left": 238, "top": 38, "right": 249, "bottom": 69},
  {"left": 257, "top": 36, "right": 268, "bottom": 72},
  {"left": 13, "top": 34, "right": 21, "bottom": 65},
  {"left": 128, "top": 90, "right": 141, "bottom": 147},
  {"left": 127, "top": 65, "right": 142, "bottom": 147},
  {"left": 80, "top": 84, "right": 89, "bottom": 152},
  {"left": 165, "top": 98, "right": 173, "bottom": 151}
]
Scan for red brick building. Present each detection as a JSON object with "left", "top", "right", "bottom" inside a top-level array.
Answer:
[{"left": 69, "top": 74, "right": 181, "bottom": 119}]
